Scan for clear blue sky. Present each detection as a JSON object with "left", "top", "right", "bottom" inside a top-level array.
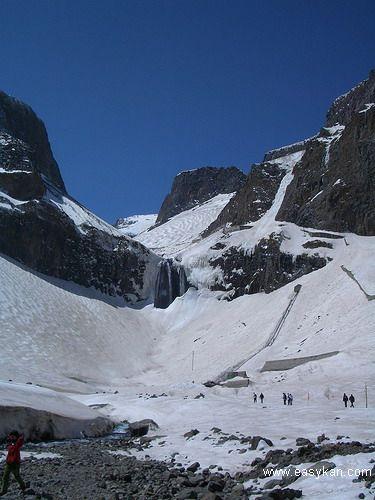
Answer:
[{"left": 0, "top": 0, "right": 374, "bottom": 223}]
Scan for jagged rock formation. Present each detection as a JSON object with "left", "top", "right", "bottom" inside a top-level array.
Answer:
[
  {"left": 156, "top": 166, "right": 246, "bottom": 225},
  {"left": 209, "top": 235, "right": 327, "bottom": 299},
  {"left": 154, "top": 259, "right": 189, "bottom": 308},
  {"left": 276, "top": 75, "right": 375, "bottom": 235},
  {"left": 0, "top": 91, "right": 159, "bottom": 302},
  {"left": 0, "top": 91, "right": 65, "bottom": 190},
  {"left": 207, "top": 69, "right": 375, "bottom": 240},
  {"left": 205, "top": 161, "right": 288, "bottom": 235},
  {"left": 326, "top": 69, "right": 375, "bottom": 127}
]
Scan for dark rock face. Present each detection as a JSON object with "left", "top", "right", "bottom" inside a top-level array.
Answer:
[
  {"left": 0, "top": 91, "right": 65, "bottom": 191},
  {"left": 0, "top": 91, "right": 158, "bottom": 301},
  {"left": 276, "top": 106, "right": 375, "bottom": 235},
  {"left": 326, "top": 69, "right": 375, "bottom": 127},
  {"left": 156, "top": 166, "right": 246, "bottom": 225},
  {"left": 0, "top": 200, "right": 157, "bottom": 299},
  {"left": 154, "top": 259, "right": 189, "bottom": 308},
  {"left": 205, "top": 162, "right": 287, "bottom": 235},
  {"left": 209, "top": 235, "right": 327, "bottom": 299}
]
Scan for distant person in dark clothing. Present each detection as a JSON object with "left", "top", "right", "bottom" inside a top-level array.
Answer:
[
  {"left": 260, "top": 393, "right": 264, "bottom": 403},
  {"left": 288, "top": 393, "right": 293, "bottom": 405},
  {"left": 253, "top": 393, "right": 257, "bottom": 403},
  {"left": 349, "top": 394, "right": 355, "bottom": 407},
  {"left": 0, "top": 431, "right": 26, "bottom": 495},
  {"left": 343, "top": 393, "right": 348, "bottom": 408},
  {"left": 283, "top": 393, "right": 287, "bottom": 405}
]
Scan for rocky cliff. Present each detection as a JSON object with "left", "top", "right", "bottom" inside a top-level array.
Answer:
[
  {"left": 326, "top": 69, "right": 375, "bottom": 127},
  {"left": 277, "top": 72, "right": 375, "bottom": 236},
  {"left": 180, "top": 70, "right": 374, "bottom": 301},
  {"left": 207, "top": 70, "right": 375, "bottom": 238},
  {"left": 204, "top": 160, "right": 289, "bottom": 235},
  {"left": 0, "top": 91, "right": 159, "bottom": 302},
  {"left": 156, "top": 166, "right": 246, "bottom": 225}
]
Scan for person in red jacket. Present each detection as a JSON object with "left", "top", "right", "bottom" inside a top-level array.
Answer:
[{"left": 0, "top": 431, "right": 26, "bottom": 495}]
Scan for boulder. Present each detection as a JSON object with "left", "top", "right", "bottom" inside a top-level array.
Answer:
[
  {"left": 129, "top": 419, "right": 159, "bottom": 437},
  {"left": 307, "top": 461, "right": 336, "bottom": 476}
]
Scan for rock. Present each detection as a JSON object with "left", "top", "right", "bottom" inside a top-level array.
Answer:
[
  {"left": 187, "top": 462, "right": 200, "bottom": 473},
  {"left": 276, "top": 79, "right": 375, "bottom": 236},
  {"left": 200, "top": 493, "right": 223, "bottom": 500},
  {"left": 230, "top": 483, "right": 245, "bottom": 496},
  {"left": 268, "top": 488, "right": 302, "bottom": 499},
  {"left": 129, "top": 419, "right": 159, "bottom": 437},
  {"left": 209, "top": 234, "right": 326, "bottom": 299},
  {"left": 203, "top": 381, "right": 217, "bottom": 388},
  {"left": 307, "top": 461, "right": 336, "bottom": 476},
  {"left": 264, "top": 479, "right": 283, "bottom": 489},
  {"left": 0, "top": 91, "right": 159, "bottom": 303},
  {"left": 326, "top": 69, "right": 375, "bottom": 127},
  {"left": 205, "top": 161, "right": 288, "bottom": 235},
  {"left": 251, "top": 436, "right": 274, "bottom": 450},
  {"left": 281, "top": 466, "right": 299, "bottom": 486},
  {"left": 295, "top": 438, "right": 312, "bottom": 447},
  {"left": 207, "top": 478, "right": 225, "bottom": 492},
  {"left": 317, "top": 433, "right": 329, "bottom": 444},
  {"left": 184, "top": 429, "right": 200, "bottom": 439},
  {"left": 156, "top": 166, "right": 246, "bottom": 225}
]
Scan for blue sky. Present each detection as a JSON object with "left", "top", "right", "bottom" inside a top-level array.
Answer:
[{"left": 0, "top": 0, "right": 374, "bottom": 223}]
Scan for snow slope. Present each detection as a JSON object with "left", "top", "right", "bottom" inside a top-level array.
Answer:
[
  {"left": 1, "top": 143, "right": 374, "bottom": 497},
  {"left": 135, "top": 193, "right": 235, "bottom": 257},
  {"left": 116, "top": 214, "right": 157, "bottom": 237},
  {"left": 0, "top": 254, "right": 161, "bottom": 392}
]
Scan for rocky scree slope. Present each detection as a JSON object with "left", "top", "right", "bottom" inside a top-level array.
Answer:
[
  {"left": 156, "top": 166, "right": 246, "bottom": 225},
  {"left": 0, "top": 91, "right": 159, "bottom": 302}
]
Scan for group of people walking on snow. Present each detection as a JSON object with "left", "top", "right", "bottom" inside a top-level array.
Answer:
[
  {"left": 253, "top": 392, "right": 264, "bottom": 403},
  {"left": 343, "top": 393, "right": 355, "bottom": 407},
  {"left": 283, "top": 392, "right": 294, "bottom": 405}
]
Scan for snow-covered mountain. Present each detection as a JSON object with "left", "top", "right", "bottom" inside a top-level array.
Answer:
[
  {"left": 0, "top": 91, "right": 159, "bottom": 303},
  {"left": 115, "top": 214, "right": 157, "bottom": 237},
  {"left": 0, "top": 71, "right": 374, "bottom": 495}
]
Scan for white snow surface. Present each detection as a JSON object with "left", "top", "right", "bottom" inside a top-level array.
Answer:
[
  {"left": 0, "top": 382, "right": 102, "bottom": 420},
  {"left": 0, "top": 254, "right": 160, "bottom": 391},
  {"left": 116, "top": 214, "right": 157, "bottom": 237},
  {"left": 1, "top": 145, "right": 374, "bottom": 497},
  {"left": 136, "top": 193, "right": 235, "bottom": 257}
]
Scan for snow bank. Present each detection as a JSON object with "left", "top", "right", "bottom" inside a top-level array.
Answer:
[{"left": 0, "top": 382, "right": 113, "bottom": 440}]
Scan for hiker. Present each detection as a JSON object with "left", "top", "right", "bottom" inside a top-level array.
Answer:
[
  {"left": 349, "top": 394, "right": 355, "bottom": 407},
  {"left": 288, "top": 393, "right": 293, "bottom": 406},
  {"left": 343, "top": 393, "right": 348, "bottom": 408},
  {"left": 253, "top": 393, "right": 257, "bottom": 403},
  {"left": 260, "top": 393, "right": 264, "bottom": 403},
  {"left": 283, "top": 393, "right": 287, "bottom": 405},
  {"left": 0, "top": 431, "right": 26, "bottom": 496}
]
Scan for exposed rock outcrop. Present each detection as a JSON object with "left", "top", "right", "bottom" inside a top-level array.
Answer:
[
  {"left": 276, "top": 106, "right": 375, "bottom": 235},
  {"left": 0, "top": 91, "right": 159, "bottom": 302},
  {"left": 205, "top": 161, "right": 289, "bottom": 235},
  {"left": 209, "top": 235, "right": 327, "bottom": 299},
  {"left": 326, "top": 69, "right": 375, "bottom": 127},
  {"left": 156, "top": 166, "right": 246, "bottom": 225},
  {"left": 0, "top": 91, "right": 65, "bottom": 191}
]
